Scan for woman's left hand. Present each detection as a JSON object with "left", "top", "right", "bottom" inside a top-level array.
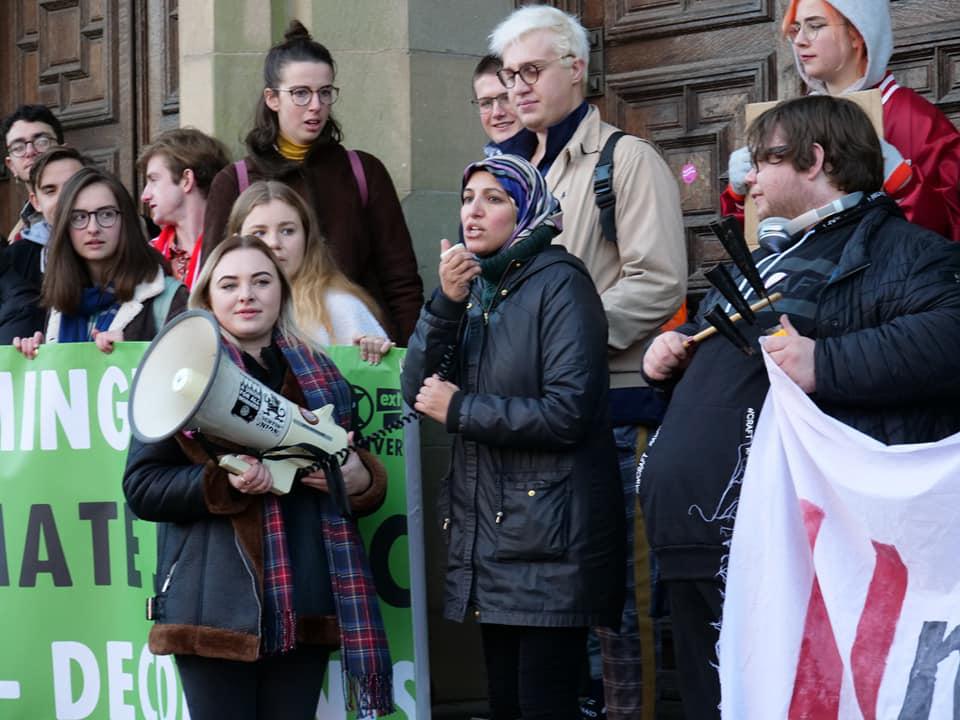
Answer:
[
  {"left": 415, "top": 374, "right": 460, "bottom": 424},
  {"left": 301, "top": 432, "right": 373, "bottom": 496},
  {"left": 92, "top": 329, "right": 124, "bottom": 354},
  {"left": 353, "top": 334, "right": 394, "bottom": 365}
]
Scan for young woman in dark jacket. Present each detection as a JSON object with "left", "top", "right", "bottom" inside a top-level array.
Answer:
[
  {"left": 123, "top": 235, "right": 394, "bottom": 719},
  {"left": 202, "top": 20, "right": 423, "bottom": 343},
  {"left": 401, "top": 155, "right": 625, "bottom": 720},
  {"left": 12, "top": 167, "right": 187, "bottom": 358}
]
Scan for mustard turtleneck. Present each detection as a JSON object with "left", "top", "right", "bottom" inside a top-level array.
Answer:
[{"left": 277, "top": 133, "right": 311, "bottom": 162}]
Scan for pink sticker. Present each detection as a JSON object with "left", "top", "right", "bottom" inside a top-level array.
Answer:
[{"left": 681, "top": 162, "right": 698, "bottom": 185}]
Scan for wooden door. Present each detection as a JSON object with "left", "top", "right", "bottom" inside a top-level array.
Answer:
[
  {"left": 570, "top": 0, "right": 960, "bottom": 299},
  {"left": 0, "top": 0, "right": 179, "bottom": 236}
]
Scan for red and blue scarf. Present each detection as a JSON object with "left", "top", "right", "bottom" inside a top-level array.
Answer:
[{"left": 222, "top": 329, "right": 394, "bottom": 715}]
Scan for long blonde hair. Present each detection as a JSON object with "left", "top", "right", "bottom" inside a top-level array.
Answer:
[
  {"left": 189, "top": 234, "right": 318, "bottom": 351},
  {"left": 225, "top": 180, "right": 385, "bottom": 342}
]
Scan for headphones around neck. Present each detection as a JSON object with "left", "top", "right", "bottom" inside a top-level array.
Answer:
[{"left": 757, "top": 191, "right": 863, "bottom": 253}]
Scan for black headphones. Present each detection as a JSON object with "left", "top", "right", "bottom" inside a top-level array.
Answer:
[{"left": 757, "top": 192, "right": 863, "bottom": 253}]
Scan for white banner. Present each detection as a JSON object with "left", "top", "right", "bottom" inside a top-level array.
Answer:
[{"left": 719, "top": 350, "right": 960, "bottom": 720}]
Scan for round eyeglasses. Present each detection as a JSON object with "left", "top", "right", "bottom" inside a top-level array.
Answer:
[
  {"left": 69, "top": 207, "right": 120, "bottom": 230},
  {"left": 786, "top": 21, "right": 845, "bottom": 42},
  {"left": 497, "top": 55, "right": 574, "bottom": 89},
  {"left": 275, "top": 86, "right": 340, "bottom": 106},
  {"left": 7, "top": 134, "right": 55, "bottom": 158}
]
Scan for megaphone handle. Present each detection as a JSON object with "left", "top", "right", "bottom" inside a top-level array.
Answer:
[{"left": 219, "top": 454, "right": 251, "bottom": 475}]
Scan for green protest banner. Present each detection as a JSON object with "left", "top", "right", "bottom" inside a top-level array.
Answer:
[{"left": 0, "top": 342, "right": 426, "bottom": 719}]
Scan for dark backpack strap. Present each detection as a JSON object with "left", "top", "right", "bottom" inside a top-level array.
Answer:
[
  {"left": 347, "top": 149, "right": 368, "bottom": 209},
  {"left": 234, "top": 159, "right": 250, "bottom": 193},
  {"left": 593, "top": 131, "right": 626, "bottom": 244}
]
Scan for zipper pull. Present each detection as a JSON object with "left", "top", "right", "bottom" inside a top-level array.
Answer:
[
  {"left": 442, "top": 518, "right": 450, "bottom": 531},
  {"left": 160, "top": 562, "right": 177, "bottom": 593},
  {"left": 495, "top": 511, "right": 504, "bottom": 524}
]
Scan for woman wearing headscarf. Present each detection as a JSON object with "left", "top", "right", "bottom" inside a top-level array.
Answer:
[
  {"left": 722, "top": 0, "right": 960, "bottom": 242},
  {"left": 401, "top": 155, "right": 624, "bottom": 720}
]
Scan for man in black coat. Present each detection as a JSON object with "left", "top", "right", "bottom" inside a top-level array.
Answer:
[{"left": 638, "top": 95, "right": 960, "bottom": 720}]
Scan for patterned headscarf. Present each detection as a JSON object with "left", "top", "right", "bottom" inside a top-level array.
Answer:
[{"left": 462, "top": 154, "right": 562, "bottom": 254}]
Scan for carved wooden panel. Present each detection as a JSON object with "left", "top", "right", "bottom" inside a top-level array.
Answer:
[
  {"left": 137, "top": 0, "right": 180, "bottom": 149},
  {"left": 607, "top": 55, "right": 775, "bottom": 289},
  {"left": 605, "top": 0, "right": 774, "bottom": 41},
  {"left": 888, "top": 24, "right": 960, "bottom": 129},
  {"left": 27, "top": 0, "right": 117, "bottom": 126},
  {"left": 1, "top": 0, "right": 179, "bottom": 234}
]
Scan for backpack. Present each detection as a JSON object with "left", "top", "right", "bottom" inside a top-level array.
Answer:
[
  {"left": 593, "top": 131, "right": 626, "bottom": 245},
  {"left": 593, "top": 131, "right": 688, "bottom": 331}
]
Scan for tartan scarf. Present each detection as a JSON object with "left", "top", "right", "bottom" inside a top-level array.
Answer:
[{"left": 221, "top": 329, "right": 395, "bottom": 715}]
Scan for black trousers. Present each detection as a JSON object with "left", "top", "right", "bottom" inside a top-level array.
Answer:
[
  {"left": 664, "top": 579, "right": 723, "bottom": 720},
  {"left": 480, "top": 623, "right": 588, "bottom": 720},
  {"left": 175, "top": 646, "right": 331, "bottom": 720}
]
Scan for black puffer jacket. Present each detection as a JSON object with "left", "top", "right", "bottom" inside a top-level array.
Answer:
[
  {"left": 402, "top": 246, "right": 625, "bottom": 628},
  {"left": 640, "top": 194, "right": 960, "bottom": 580},
  {"left": 811, "top": 196, "right": 960, "bottom": 443}
]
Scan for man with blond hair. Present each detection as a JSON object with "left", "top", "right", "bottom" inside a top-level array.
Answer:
[{"left": 488, "top": 6, "right": 688, "bottom": 719}]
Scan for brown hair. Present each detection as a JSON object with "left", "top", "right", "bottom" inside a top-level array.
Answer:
[
  {"left": 245, "top": 20, "right": 342, "bottom": 157},
  {"left": 188, "top": 233, "right": 314, "bottom": 350},
  {"left": 473, "top": 54, "right": 503, "bottom": 82},
  {"left": 224, "top": 180, "right": 384, "bottom": 342},
  {"left": 42, "top": 167, "right": 169, "bottom": 315},
  {"left": 28, "top": 145, "right": 96, "bottom": 191},
  {"left": 137, "top": 128, "right": 230, "bottom": 197},
  {"left": 747, "top": 95, "right": 883, "bottom": 194}
]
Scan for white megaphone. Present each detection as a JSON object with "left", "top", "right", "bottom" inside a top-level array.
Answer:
[{"left": 129, "top": 310, "right": 348, "bottom": 496}]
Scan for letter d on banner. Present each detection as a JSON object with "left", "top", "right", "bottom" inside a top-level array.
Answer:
[{"left": 51, "top": 641, "right": 100, "bottom": 719}]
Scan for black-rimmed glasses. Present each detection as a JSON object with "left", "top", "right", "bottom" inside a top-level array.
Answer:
[
  {"left": 497, "top": 55, "right": 575, "bottom": 89},
  {"left": 7, "top": 133, "right": 55, "bottom": 158},
  {"left": 69, "top": 207, "right": 120, "bottom": 230}
]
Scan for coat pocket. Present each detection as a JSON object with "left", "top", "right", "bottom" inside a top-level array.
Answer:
[{"left": 494, "top": 471, "right": 570, "bottom": 561}]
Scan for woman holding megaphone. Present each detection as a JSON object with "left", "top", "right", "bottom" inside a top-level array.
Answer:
[
  {"left": 123, "top": 235, "right": 394, "bottom": 719},
  {"left": 11, "top": 166, "right": 187, "bottom": 358}
]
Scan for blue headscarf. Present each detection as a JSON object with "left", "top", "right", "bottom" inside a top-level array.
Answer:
[{"left": 461, "top": 154, "right": 562, "bottom": 255}]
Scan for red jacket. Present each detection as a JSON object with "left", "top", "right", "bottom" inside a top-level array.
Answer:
[{"left": 721, "top": 73, "right": 960, "bottom": 241}]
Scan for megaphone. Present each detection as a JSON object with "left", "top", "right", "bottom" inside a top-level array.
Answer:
[{"left": 129, "top": 310, "right": 348, "bottom": 498}]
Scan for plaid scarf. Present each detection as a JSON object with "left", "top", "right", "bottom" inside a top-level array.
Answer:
[{"left": 222, "top": 329, "right": 394, "bottom": 715}]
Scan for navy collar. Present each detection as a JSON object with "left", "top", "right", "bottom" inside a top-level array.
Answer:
[{"left": 494, "top": 101, "right": 590, "bottom": 175}]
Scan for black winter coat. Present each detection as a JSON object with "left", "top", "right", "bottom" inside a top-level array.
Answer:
[
  {"left": 640, "top": 195, "right": 960, "bottom": 580},
  {"left": 123, "top": 364, "right": 387, "bottom": 661},
  {"left": 0, "top": 246, "right": 44, "bottom": 343},
  {"left": 402, "top": 246, "right": 625, "bottom": 628}
]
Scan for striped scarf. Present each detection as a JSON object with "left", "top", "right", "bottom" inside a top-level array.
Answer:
[
  {"left": 222, "top": 329, "right": 394, "bottom": 715},
  {"left": 462, "top": 153, "right": 563, "bottom": 252}
]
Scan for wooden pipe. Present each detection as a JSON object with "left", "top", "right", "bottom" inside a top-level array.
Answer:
[{"left": 683, "top": 292, "right": 783, "bottom": 348}]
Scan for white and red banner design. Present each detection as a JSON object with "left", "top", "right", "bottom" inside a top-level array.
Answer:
[{"left": 719, "top": 351, "right": 960, "bottom": 720}]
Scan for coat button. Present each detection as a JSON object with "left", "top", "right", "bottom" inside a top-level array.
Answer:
[
  {"left": 528, "top": 490, "right": 536, "bottom": 497},
  {"left": 474, "top": 609, "right": 481, "bottom": 619},
  {"left": 500, "top": 289, "right": 508, "bottom": 296},
  {"left": 466, "top": 302, "right": 473, "bottom": 309}
]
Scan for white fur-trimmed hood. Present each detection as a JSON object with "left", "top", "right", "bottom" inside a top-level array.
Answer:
[{"left": 46, "top": 267, "right": 167, "bottom": 343}]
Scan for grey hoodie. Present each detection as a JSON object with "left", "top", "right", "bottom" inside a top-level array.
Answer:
[{"left": 790, "top": 0, "right": 892, "bottom": 94}]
